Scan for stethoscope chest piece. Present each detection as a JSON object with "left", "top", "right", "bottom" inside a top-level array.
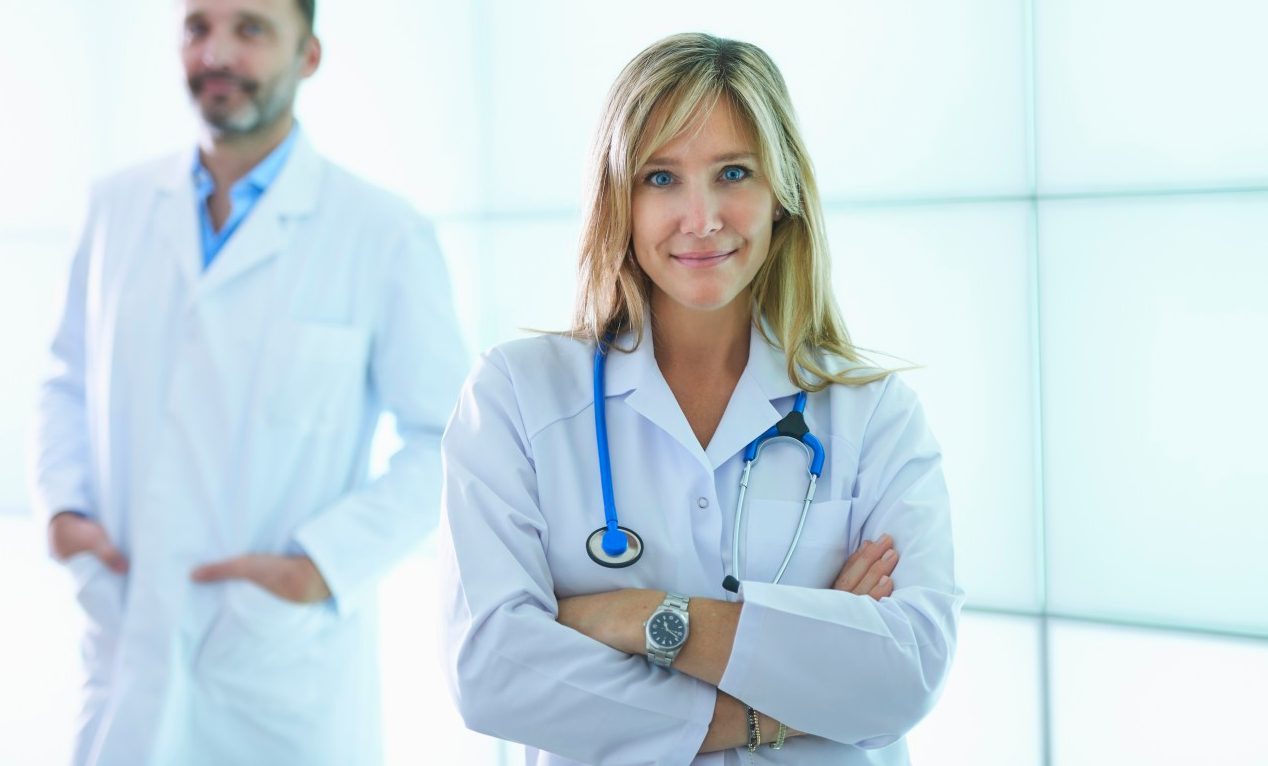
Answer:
[{"left": 585, "top": 525, "right": 644, "bottom": 568}]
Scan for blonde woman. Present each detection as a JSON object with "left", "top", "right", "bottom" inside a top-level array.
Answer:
[{"left": 439, "top": 33, "right": 963, "bottom": 764}]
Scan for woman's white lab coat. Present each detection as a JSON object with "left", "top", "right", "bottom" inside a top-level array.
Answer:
[
  {"left": 30, "top": 134, "right": 467, "bottom": 766},
  {"left": 438, "top": 328, "right": 964, "bottom": 765}
]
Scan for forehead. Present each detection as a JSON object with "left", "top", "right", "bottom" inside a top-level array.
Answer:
[
  {"left": 183, "top": 0, "right": 298, "bottom": 21},
  {"left": 648, "top": 98, "right": 757, "bottom": 160}
]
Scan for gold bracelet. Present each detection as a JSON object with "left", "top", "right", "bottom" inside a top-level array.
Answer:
[{"left": 769, "top": 721, "right": 787, "bottom": 749}]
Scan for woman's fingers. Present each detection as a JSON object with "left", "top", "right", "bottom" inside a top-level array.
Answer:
[
  {"left": 854, "top": 547, "right": 898, "bottom": 596},
  {"left": 868, "top": 575, "right": 895, "bottom": 600},
  {"left": 832, "top": 534, "right": 893, "bottom": 592}
]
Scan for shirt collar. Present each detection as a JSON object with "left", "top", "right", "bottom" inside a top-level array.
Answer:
[{"left": 602, "top": 318, "right": 801, "bottom": 470}]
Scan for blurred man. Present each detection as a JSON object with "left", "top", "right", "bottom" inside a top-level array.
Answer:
[{"left": 29, "top": 1, "right": 467, "bottom": 763}]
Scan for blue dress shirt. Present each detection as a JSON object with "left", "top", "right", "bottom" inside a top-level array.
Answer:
[{"left": 192, "top": 125, "right": 299, "bottom": 269}]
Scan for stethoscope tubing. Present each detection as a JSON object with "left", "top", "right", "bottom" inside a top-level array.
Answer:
[
  {"left": 592, "top": 341, "right": 627, "bottom": 558},
  {"left": 730, "top": 403, "right": 823, "bottom": 588},
  {"left": 590, "top": 340, "right": 827, "bottom": 584}
]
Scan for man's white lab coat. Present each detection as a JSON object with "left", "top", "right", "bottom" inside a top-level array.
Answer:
[{"left": 31, "top": 132, "right": 467, "bottom": 766}]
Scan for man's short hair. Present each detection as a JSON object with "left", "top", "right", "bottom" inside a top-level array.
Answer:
[{"left": 297, "top": 0, "right": 315, "bottom": 32}]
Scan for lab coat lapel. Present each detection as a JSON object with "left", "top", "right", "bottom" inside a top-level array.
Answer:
[
  {"left": 606, "top": 331, "right": 711, "bottom": 471},
  {"left": 197, "top": 133, "right": 323, "bottom": 295},
  {"left": 703, "top": 324, "right": 797, "bottom": 469},
  {"left": 153, "top": 149, "right": 203, "bottom": 290}
]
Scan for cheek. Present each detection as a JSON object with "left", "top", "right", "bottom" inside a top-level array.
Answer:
[
  {"left": 630, "top": 197, "right": 671, "bottom": 260},
  {"left": 181, "top": 47, "right": 200, "bottom": 73},
  {"left": 723, "top": 198, "right": 774, "bottom": 255}
]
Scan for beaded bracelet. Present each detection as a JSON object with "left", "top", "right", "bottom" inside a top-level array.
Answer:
[
  {"left": 769, "top": 721, "right": 787, "bottom": 750},
  {"left": 744, "top": 705, "right": 761, "bottom": 753}
]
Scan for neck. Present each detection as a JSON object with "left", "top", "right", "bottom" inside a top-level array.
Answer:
[
  {"left": 650, "top": 289, "right": 752, "bottom": 380},
  {"left": 197, "top": 113, "right": 294, "bottom": 190}
]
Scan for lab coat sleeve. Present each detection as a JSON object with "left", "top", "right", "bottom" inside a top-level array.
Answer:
[
  {"left": 438, "top": 351, "right": 716, "bottom": 765},
  {"left": 718, "top": 374, "right": 964, "bottom": 747},
  {"left": 29, "top": 192, "right": 99, "bottom": 523},
  {"left": 294, "top": 216, "right": 468, "bottom": 616}
]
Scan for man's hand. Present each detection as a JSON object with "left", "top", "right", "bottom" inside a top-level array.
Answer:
[
  {"left": 191, "top": 555, "right": 332, "bottom": 604},
  {"left": 832, "top": 534, "right": 898, "bottom": 599},
  {"left": 48, "top": 512, "right": 129, "bottom": 574}
]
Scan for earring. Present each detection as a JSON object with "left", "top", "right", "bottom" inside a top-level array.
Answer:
[{"left": 774, "top": 207, "right": 785, "bottom": 221}]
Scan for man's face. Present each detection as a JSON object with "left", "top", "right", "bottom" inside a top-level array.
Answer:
[{"left": 181, "top": 0, "right": 318, "bottom": 137}]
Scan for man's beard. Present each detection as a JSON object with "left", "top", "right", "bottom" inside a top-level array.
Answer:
[{"left": 188, "top": 71, "right": 295, "bottom": 137}]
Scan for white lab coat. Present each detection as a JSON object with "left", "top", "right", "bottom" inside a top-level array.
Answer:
[
  {"left": 30, "top": 133, "right": 467, "bottom": 766},
  {"left": 439, "top": 327, "right": 964, "bottom": 765}
]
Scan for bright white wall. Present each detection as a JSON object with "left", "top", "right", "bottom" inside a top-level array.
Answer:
[{"left": 1, "top": 1, "right": 1265, "bottom": 764}]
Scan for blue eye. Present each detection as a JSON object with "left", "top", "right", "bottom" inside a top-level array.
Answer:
[
  {"left": 646, "top": 171, "right": 673, "bottom": 187},
  {"left": 721, "top": 166, "right": 750, "bottom": 182}
]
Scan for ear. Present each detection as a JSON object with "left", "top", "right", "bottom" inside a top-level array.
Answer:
[
  {"left": 773, "top": 206, "right": 785, "bottom": 221},
  {"left": 299, "top": 35, "right": 322, "bottom": 79}
]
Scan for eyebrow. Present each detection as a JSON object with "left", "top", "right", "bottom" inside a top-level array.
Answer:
[
  {"left": 183, "top": 10, "right": 273, "bottom": 27},
  {"left": 643, "top": 152, "right": 759, "bottom": 167}
]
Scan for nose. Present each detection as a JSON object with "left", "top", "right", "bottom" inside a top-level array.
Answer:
[
  {"left": 679, "top": 184, "right": 722, "bottom": 237},
  {"left": 198, "top": 29, "right": 233, "bottom": 69}
]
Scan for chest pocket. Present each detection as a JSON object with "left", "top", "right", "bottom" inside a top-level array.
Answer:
[
  {"left": 261, "top": 320, "right": 370, "bottom": 430},
  {"left": 740, "top": 498, "right": 853, "bottom": 588}
]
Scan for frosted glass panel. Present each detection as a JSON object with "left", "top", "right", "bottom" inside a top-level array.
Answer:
[
  {"left": 479, "top": 0, "right": 1028, "bottom": 212},
  {"left": 907, "top": 613, "right": 1042, "bottom": 766},
  {"left": 436, "top": 217, "right": 582, "bottom": 353},
  {"left": 0, "top": 234, "right": 77, "bottom": 513},
  {"left": 1050, "top": 621, "right": 1268, "bottom": 766},
  {"left": 432, "top": 220, "right": 486, "bottom": 361},
  {"left": 1041, "top": 195, "right": 1268, "bottom": 634},
  {"left": 0, "top": 4, "right": 92, "bottom": 231},
  {"left": 299, "top": 1, "right": 483, "bottom": 217},
  {"left": 75, "top": 2, "right": 195, "bottom": 180},
  {"left": 0, "top": 515, "right": 86, "bottom": 766},
  {"left": 379, "top": 550, "right": 504, "bottom": 765},
  {"left": 829, "top": 204, "right": 1039, "bottom": 610},
  {"left": 1036, "top": 0, "right": 1268, "bottom": 191}
]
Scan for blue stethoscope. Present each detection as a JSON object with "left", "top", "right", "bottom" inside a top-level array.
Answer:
[{"left": 586, "top": 340, "right": 827, "bottom": 593}]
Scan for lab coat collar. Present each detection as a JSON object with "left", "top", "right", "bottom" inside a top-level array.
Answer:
[
  {"left": 154, "top": 129, "right": 323, "bottom": 295},
  {"left": 604, "top": 320, "right": 802, "bottom": 471}
]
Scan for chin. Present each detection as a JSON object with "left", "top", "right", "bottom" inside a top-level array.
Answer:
[{"left": 675, "top": 290, "right": 745, "bottom": 315}]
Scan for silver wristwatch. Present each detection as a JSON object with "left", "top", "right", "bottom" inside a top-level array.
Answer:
[{"left": 644, "top": 592, "right": 690, "bottom": 668}]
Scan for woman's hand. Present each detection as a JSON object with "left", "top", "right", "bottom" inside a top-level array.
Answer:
[
  {"left": 556, "top": 589, "right": 661, "bottom": 655},
  {"left": 832, "top": 534, "right": 898, "bottom": 599},
  {"left": 558, "top": 535, "right": 901, "bottom": 652}
]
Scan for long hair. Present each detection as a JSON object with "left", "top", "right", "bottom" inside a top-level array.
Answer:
[{"left": 571, "top": 32, "right": 889, "bottom": 389}]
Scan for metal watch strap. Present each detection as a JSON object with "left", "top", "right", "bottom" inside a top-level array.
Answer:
[{"left": 647, "top": 592, "right": 690, "bottom": 667}]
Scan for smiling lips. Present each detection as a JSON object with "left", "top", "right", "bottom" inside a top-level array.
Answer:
[{"left": 670, "top": 249, "right": 737, "bottom": 269}]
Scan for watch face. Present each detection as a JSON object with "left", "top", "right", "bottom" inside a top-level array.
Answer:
[{"left": 648, "top": 611, "right": 687, "bottom": 648}]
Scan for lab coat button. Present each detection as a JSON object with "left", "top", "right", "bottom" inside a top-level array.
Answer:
[{"left": 696, "top": 497, "right": 709, "bottom": 509}]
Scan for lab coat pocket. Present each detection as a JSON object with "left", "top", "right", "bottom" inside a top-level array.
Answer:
[
  {"left": 195, "top": 580, "right": 337, "bottom": 711},
  {"left": 65, "top": 550, "right": 126, "bottom": 631},
  {"left": 262, "top": 320, "right": 370, "bottom": 431},
  {"left": 742, "top": 498, "right": 852, "bottom": 588}
]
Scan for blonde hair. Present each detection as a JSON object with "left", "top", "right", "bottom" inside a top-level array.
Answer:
[{"left": 571, "top": 32, "right": 890, "bottom": 389}]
